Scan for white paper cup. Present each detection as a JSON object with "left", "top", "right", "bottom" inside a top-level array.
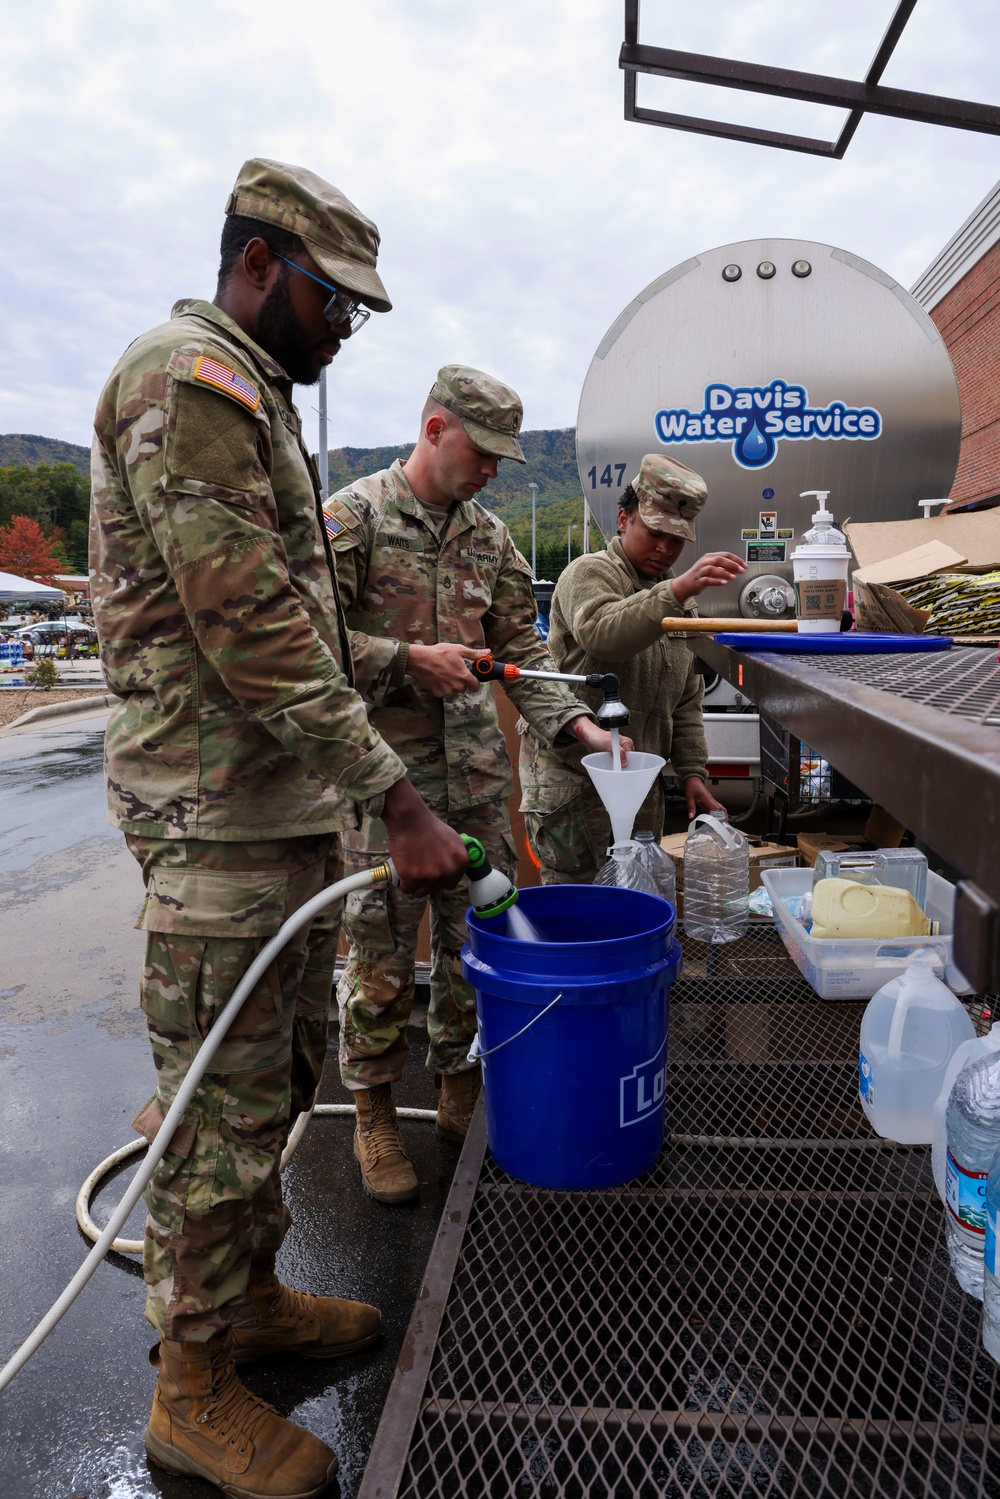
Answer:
[{"left": 791, "top": 546, "right": 851, "bottom": 634}]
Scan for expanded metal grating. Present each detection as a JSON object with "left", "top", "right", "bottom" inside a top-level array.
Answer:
[
  {"left": 362, "top": 933, "right": 1000, "bottom": 1499},
  {"left": 798, "top": 648, "right": 1000, "bottom": 729}
]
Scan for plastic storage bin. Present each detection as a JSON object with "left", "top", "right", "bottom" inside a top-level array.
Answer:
[{"left": 761, "top": 865, "right": 970, "bottom": 1000}]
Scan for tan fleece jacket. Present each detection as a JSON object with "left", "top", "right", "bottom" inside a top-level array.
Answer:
[{"left": 539, "top": 536, "right": 708, "bottom": 782}]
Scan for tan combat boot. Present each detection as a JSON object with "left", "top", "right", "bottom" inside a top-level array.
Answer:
[
  {"left": 231, "top": 1266, "right": 382, "bottom": 1364},
  {"left": 353, "top": 1082, "right": 419, "bottom": 1203},
  {"left": 145, "top": 1331, "right": 338, "bottom": 1498},
  {"left": 435, "top": 1065, "right": 482, "bottom": 1144}
]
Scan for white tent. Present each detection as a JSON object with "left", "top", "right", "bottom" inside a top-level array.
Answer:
[{"left": 0, "top": 570, "right": 66, "bottom": 603}]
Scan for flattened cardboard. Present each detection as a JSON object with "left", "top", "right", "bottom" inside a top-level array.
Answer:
[
  {"left": 853, "top": 539, "right": 967, "bottom": 587},
  {"left": 846, "top": 512, "right": 1000, "bottom": 635},
  {"left": 845, "top": 511, "right": 1000, "bottom": 572}
]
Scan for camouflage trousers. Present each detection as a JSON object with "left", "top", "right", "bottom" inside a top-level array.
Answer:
[
  {"left": 518, "top": 730, "right": 664, "bottom": 885},
  {"left": 125, "top": 833, "right": 344, "bottom": 1342},
  {"left": 337, "top": 802, "right": 516, "bottom": 1088}
]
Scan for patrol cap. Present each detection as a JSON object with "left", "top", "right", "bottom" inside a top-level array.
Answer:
[
  {"left": 630, "top": 454, "right": 707, "bottom": 543},
  {"left": 429, "top": 365, "right": 526, "bottom": 463},
  {"left": 226, "top": 157, "right": 392, "bottom": 313}
]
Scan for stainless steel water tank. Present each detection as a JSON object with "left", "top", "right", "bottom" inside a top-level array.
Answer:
[{"left": 576, "top": 237, "right": 961, "bottom": 617}]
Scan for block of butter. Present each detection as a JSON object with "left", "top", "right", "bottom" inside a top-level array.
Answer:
[{"left": 810, "top": 878, "right": 935, "bottom": 940}]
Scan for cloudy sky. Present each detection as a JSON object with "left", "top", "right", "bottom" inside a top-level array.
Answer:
[{"left": 1, "top": 0, "right": 998, "bottom": 457}]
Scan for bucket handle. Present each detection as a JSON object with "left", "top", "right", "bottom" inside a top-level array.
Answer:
[{"left": 467, "top": 992, "right": 563, "bottom": 1064}]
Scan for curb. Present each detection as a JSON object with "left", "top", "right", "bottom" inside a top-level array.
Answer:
[{"left": 3, "top": 692, "right": 116, "bottom": 733}]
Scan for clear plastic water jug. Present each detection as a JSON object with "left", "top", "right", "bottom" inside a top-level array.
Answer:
[
  {"left": 683, "top": 812, "right": 749, "bottom": 943},
  {"left": 858, "top": 957, "right": 974, "bottom": 1145},
  {"left": 932, "top": 1022, "right": 1000, "bottom": 1203},
  {"left": 594, "top": 842, "right": 659, "bottom": 895},
  {"left": 633, "top": 830, "right": 677, "bottom": 907},
  {"left": 815, "top": 847, "right": 928, "bottom": 910}
]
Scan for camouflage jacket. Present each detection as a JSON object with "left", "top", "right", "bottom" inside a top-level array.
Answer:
[
  {"left": 90, "top": 299, "right": 407, "bottom": 841},
  {"left": 325, "top": 460, "right": 588, "bottom": 811},
  {"left": 519, "top": 536, "right": 708, "bottom": 803}
]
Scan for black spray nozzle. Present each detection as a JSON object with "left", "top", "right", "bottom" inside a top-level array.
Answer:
[{"left": 460, "top": 833, "right": 518, "bottom": 918}]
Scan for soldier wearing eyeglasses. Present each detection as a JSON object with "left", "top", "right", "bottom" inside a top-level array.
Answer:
[{"left": 89, "top": 157, "right": 469, "bottom": 1499}]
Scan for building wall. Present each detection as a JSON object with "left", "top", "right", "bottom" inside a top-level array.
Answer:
[{"left": 929, "top": 240, "right": 1000, "bottom": 503}]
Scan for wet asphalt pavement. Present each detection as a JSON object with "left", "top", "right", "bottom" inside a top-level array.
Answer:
[{"left": 0, "top": 711, "right": 459, "bottom": 1499}]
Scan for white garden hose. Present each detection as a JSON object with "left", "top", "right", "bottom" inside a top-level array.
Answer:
[
  {"left": 75, "top": 1102, "right": 438, "bottom": 1256},
  {"left": 0, "top": 859, "right": 402, "bottom": 1395}
]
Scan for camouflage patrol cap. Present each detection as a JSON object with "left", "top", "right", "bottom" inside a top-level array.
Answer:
[
  {"left": 226, "top": 158, "right": 391, "bottom": 313},
  {"left": 429, "top": 365, "right": 526, "bottom": 463},
  {"left": 631, "top": 454, "right": 707, "bottom": 543}
]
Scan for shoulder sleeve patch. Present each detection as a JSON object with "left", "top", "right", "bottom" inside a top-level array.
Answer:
[
  {"left": 166, "top": 383, "right": 258, "bottom": 494},
  {"left": 193, "top": 355, "right": 260, "bottom": 412},
  {"left": 323, "top": 496, "right": 363, "bottom": 550}
]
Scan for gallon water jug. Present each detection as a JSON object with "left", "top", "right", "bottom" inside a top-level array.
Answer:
[
  {"left": 945, "top": 1048, "right": 1000, "bottom": 1298},
  {"left": 633, "top": 830, "right": 677, "bottom": 907},
  {"left": 858, "top": 958, "right": 974, "bottom": 1144},
  {"left": 810, "top": 878, "right": 934, "bottom": 940},
  {"left": 594, "top": 842, "right": 659, "bottom": 895},
  {"left": 932, "top": 1021, "right": 1000, "bottom": 1203},
  {"left": 683, "top": 812, "right": 749, "bottom": 943}
]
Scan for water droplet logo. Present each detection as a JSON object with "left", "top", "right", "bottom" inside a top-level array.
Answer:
[{"left": 734, "top": 417, "right": 776, "bottom": 468}]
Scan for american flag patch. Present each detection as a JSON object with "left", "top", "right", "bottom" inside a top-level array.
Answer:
[
  {"left": 193, "top": 356, "right": 260, "bottom": 412},
  {"left": 324, "top": 512, "right": 346, "bottom": 539}
]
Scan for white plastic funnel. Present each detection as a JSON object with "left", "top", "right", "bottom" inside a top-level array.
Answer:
[{"left": 582, "top": 750, "right": 666, "bottom": 847}]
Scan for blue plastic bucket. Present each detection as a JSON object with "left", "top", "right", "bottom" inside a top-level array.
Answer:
[{"left": 462, "top": 885, "right": 681, "bottom": 1190}]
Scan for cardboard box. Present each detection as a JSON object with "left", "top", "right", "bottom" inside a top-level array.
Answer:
[
  {"left": 796, "top": 832, "right": 872, "bottom": 868},
  {"left": 661, "top": 832, "right": 797, "bottom": 914},
  {"left": 845, "top": 512, "right": 1000, "bottom": 635}
]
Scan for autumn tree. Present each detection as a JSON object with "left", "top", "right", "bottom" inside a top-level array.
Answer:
[
  {"left": 0, "top": 463, "right": 91, "bottom": 570},
  {"left": 0, "top": 515, "right": 63, "bottom": 586}
]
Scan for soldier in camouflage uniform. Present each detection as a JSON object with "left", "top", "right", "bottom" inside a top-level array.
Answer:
[
  {"left": 520, "top": 455, "right": 746, "bottom": 883},
  {"left": 90, "top": 158, "right": 469, "bottom": 1499},
  {"left": 326, "top": 367, "right": 623, "bottom": 1203}
]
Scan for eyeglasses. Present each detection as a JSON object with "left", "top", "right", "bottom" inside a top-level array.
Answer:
[{"left": 275, "top": 256, "right": 371, "bottom": 334}]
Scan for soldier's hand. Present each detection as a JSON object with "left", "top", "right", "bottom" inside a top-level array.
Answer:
[
  {"left": 408, "top": 642, "right": 483, "bottom": 698},
  {"left": 381, "top": 777, "right": 470, "bottom": 895},
  {"left": 671, "top": 552, "right": 746, "bottom": 604},
  {"left": 571, "top": 716, "right": 634, "bottom": 766},
  {"left": 684, "top": 775, "right": 727, "bottom": 821}
]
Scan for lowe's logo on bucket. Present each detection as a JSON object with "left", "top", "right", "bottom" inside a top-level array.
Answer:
[
  {"left": 654, "top": 379, "right": 882, "bottom": 470},
  {"left": 620, "top": 1034, "right": 667, "bottom": 1129}
]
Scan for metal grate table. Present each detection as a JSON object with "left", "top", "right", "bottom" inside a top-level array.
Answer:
[
  {"left": 359, "top": 930, "right": 1000, "bottom": 1498},
  {"left": 692, "top": 642, "right": 1000, "bottom": 919}
]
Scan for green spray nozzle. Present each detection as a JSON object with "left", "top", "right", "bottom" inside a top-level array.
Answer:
[{"left": 461, "top": 834, "right": 519, "bottom": 918}]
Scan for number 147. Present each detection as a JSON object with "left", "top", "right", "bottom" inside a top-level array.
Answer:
[{"left": 587, "top": 464, "right": 627, "bottom": 489}]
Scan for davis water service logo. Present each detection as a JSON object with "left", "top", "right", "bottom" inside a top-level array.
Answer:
[{"left": 654, "top": 379, "right": 882, "bottom": 470}]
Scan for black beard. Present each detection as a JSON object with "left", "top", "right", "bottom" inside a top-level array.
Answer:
[{"left": 254, "top": 268, "right": 336, "bottom": 385}]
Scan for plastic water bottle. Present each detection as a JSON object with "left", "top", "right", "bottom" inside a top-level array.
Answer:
[
  {"left": 858, "top": 957, "right": 974, "bottom": 1144},
  {"left": 983, "top": 1148, "right": 1000, "bottom": 1362},
  {"left": 944, "top": 1048, "right": 1000, "bottom": 1298},
  {"left": 932, "top": 1022, "right": 1000, "bottom": 1203},
  {"left": 683, "top": 812, "right": 749, "bottom": 943},
  {"left": 594, "top": 842, "right": 659, "bottom": 895},
  {"left": 632, "top": 830, "right": 677, "bottom": 907}
]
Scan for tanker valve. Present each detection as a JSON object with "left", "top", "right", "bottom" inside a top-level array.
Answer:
[{"left": 461, "top": 833, "right": 519, "bottom": 918}]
